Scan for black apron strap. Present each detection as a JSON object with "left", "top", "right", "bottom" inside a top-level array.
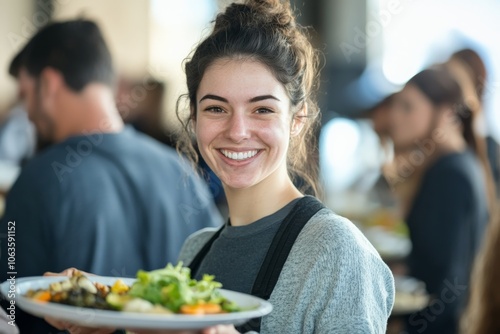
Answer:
[
  {"left": 187, "top": 224, "right": 225, "bottom": 276},
  {"left": 251, "top": 196, "right": 325, "bottom": 299},
  {"left": 186, "top": 196, "right": 326, "bottom": 333},
  {"left": 237, "top": 196, "right": 325, "bottom": 332}
]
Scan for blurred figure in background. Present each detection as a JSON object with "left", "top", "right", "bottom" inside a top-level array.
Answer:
[
  {"left": 445, "top": 48, "right": 500, "bottom": 199},
  {"left": 0, "top": 308, "right": 18, "bottom": 334},
  {"left": 0, "top": 19, "right": 221, "bottom": 333},
  {"left": 117, "top": 78, "right": 176, "bottom": 148},
  {"left": 389, "top": 67, "right": 491, "bottom": 334},
  {"left": 0, "top": 53, "right": 36, "bottom": 168},
  {"left": 461, "top": 212, "right": 500, "bottom": 334},
  {"left": 360, "top": 93, "right": 397, "bottom": 207}
]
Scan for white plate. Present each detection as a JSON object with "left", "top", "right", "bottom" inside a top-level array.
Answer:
[{"left": 0, "top": 276, "right": 273, "bottom": 329}]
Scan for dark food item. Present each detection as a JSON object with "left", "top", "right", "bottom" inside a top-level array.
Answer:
[{"left": 25, "top": 271, "right": 115, "bottom": 310}]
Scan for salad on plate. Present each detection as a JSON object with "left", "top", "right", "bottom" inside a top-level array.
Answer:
[{"left": 25, "top": 263, "right": 242, "bottom": 315}]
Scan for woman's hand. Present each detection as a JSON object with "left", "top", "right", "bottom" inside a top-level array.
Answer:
[
  {"left": 44, "top": 268, "right": 104, "bottom": 332},
  {"left": 44, "top": 267, "right": 94, "bottom": 277},
  {"left": 131, "top": 325, "right": 240, "bottom": 334},
  {"left": 44, "top": 317, "right": 115, "bottom": 334},
  {"left": 201, "top": 325, "right": 240, "bottom": 334},
  {"left": 42, "top": 322, "right": 240, "bottom": 334}
]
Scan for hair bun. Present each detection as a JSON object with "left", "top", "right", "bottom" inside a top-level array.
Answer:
[
  {"left": 247, "top": 0, "right": 295, "bottom": 27},
  {"left": 214, "top": 0, "right": 295, "bottom": 34}
]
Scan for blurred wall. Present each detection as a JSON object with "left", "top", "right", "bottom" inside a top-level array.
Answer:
[
  {"left": 53, "top": 0, "right": 150, "bottom": 78},
  {"left": 0, "top": 0, "right": 367, "bottom": 129},
  {"left": 0, "top": 1, "right": 34, "bottom": 113}
]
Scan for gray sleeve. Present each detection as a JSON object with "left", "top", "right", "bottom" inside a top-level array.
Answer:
[
  {"left": 263, "top": 211, "right": 394, "bottom": 334},
  {"left": 177, "top": 228, "right": 218, "bottom": 265},
  {"left": 316, "top": 235, "right": 394, "bottom": 332},
  {"left": 307, "top": 215, "right": 394, "bottom": 333}
]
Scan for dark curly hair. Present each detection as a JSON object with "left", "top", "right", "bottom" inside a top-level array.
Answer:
[{"left": 176, "top": 0, "right": 322, "bottom": 196}]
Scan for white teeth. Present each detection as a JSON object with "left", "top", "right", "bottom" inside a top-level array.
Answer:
[{"left": 221, "top": 149, "right": 258, "bottom": 161}]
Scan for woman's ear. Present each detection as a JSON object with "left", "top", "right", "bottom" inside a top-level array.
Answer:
[
  {"left": 291, "top": 104, "right": 307, "bottom": 137},
  {"left": 438, "top": 104, "right": 461, "bottom": 128},
  {"left": 189, "top": 105, "right": 197, "bottom": 132}
]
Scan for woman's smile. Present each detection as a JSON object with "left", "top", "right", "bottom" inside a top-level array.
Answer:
[{"left": 218, "top": 149, "right": 261, "bottom": 162}]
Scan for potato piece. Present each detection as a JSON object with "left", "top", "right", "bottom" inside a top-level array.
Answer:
[{"left": 111, "top": 279, "right": 130, "bottom": 294}]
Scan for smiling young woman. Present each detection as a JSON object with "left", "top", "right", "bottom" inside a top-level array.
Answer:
[
  {"left": 174, "top": 0, "right": 395, "bottom": 333},
  {"left": 47, "top": 1, "right": 395, "bottom": 333}
]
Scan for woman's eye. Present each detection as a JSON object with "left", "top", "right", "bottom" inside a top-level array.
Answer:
[
  {"left": 255, "top": 108, "right": 274, "bottom": 114},
  {"left": 205, "top": 106, "right": 224, "bottom": 113}
]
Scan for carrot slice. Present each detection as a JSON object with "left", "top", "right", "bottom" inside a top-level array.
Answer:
[
  {"left": 34, "top": 291, "right": 51, "bottom": 302},
  {"left": 200, "top": 303, "right": 222, "bottom": 314},
  {"left": 180, "top": 304, "right": 205, "bottom": 315},
  {"left": 180, "top": 303, "right": 223, "bottom": 315}
]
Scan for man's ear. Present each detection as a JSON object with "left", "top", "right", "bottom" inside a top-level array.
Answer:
[
  {"left": 291, "top": 104, "right": 307, "bottom": 137},
  {"left": 39, "top": 67, "right": 63, "bottom": 100}
]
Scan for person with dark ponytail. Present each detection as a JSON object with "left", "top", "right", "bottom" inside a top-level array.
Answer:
[
  {"left": 47, "top": 0, "right": 394, "bottom": 333},
  {"left": 445, "top": 48, "right": 500, "bottom": 199},
  {"left": 389, "top": 66, "right": 490, "bottom": 334}
]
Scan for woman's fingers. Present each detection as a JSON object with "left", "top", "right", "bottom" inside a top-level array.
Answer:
[
  {"left": 128, "top": 330, "right": 200, "bottom": 334},
  {"left": 202, "top": 325, "right": 240, "bottom": 334},
  {"left": 45, "top": 317, "right": 114, "bottom": 334},
  {"left": 44, "top": 267, "right": 94, "bottom": 277},
  {"left": 44, "top": 317, "right": 67, "bottom": 330},
  {"left": 43, "top": 321, "right": 238, "bottom": 334}
]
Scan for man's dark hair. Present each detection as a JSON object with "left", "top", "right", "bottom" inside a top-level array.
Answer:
[
  {"left": 9, "top": 19, "right": 115, "bottom": 91},
  {"left": 8, "top": 49, "right": 24, "bottom": 78}
]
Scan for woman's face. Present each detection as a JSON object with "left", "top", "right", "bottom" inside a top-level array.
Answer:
[
  {"left": 390, "top": 84, "right": 435, "bottom": 150},
  {"left": 194, "top": 58, "right": 296, "bottom": 190}
]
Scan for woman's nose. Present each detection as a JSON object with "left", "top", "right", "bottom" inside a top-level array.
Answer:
[{"left": 226, "top": 112, "right": 250, "bottom": 143}]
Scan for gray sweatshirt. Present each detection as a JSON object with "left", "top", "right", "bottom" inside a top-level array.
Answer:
[{"left": 179, "top": 208, "right": 395, "bottom": 334}]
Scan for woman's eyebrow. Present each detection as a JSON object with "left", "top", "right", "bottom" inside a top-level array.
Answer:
[
  {"left": 199, "top": 94, "right": 281, "bottom": 103},
  {"left": 199, "top": 94, "right": 228, "bottom": 103},
  {"left": 249, "top": 95, "right": 280, "bottom": 103}
]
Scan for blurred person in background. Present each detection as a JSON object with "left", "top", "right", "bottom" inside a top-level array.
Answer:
[
  {"left": 360, "top": 93, "right": 398, "bottom": 206},
  {"left": 0, "top": 308, "right": 18, "bottom": 334},
  {"left": 446, "top": 48, "right": 500, "bottom": 199},
  {"left": 116, "top": 78, "right": 176, "bottom": 148},
  {"left": 0, "top": 19, "right": 222, "bottom": 333},
  {"left": 0, "top": 52, "right": 37, "bottom": 166},
  {"left": 461, "top": 212, "right": 500, "bottom": 334},
  {"left": 389, "top": 66, "right": 491, "bottom": 334}
]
